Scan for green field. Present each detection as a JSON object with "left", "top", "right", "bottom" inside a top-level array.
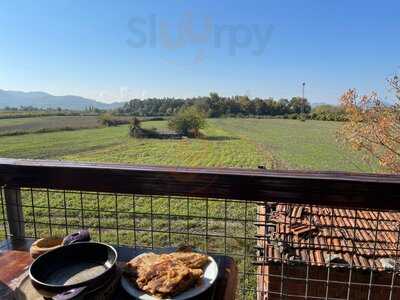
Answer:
[
  {"left": 0, "top": 115, "right": 102, "bottom": 136},
  {"left": 212, "top": 119, "right": 379, "bottom": 172},
  {"left": 0, "top": 118, "right": 378, "bottom": 172}
]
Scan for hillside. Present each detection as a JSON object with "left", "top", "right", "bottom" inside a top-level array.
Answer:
[{"left": 0, "top": 89, "right": 125, "bottom": 110}]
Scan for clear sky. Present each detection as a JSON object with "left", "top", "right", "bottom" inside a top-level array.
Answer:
[{"left": 0, "top": 0, "right": 399, "bottom": 104}]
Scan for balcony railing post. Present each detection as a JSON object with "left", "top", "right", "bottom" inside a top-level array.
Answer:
[{"left": 4, "top": 186, "right": 25, "bottom": 239}]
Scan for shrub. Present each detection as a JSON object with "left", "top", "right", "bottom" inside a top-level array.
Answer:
[
  {"left": 310, "top": 105, "right": 346, "bottom": 121},
  {"left": 129, "top": 117, "right": 142, "bottom": 137},
  {"left": 99, "top": 113, "right": 130, "bottom": 126},
  {"left": 168, "top": 106, "right": 206, "bottom": 138},
  {"left": 129, "top": 117, "right": 159, "bottom": 138}
]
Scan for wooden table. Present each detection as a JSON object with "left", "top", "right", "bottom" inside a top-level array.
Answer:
[{"left": 0, "top": 239, "right": 238, "bottom": 300}]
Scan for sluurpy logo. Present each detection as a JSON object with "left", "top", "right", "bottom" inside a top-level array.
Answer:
[{"left": 127, "top": 11, "right": 274, "bottom": 66}]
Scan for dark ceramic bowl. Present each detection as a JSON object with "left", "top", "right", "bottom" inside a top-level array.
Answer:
[{"left": 29, "top": 242, "right": 117, "bottom": 300}]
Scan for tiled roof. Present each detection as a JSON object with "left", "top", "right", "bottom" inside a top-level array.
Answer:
[{"left": 257, "top": 204, "right": 400, "bottom": 271}]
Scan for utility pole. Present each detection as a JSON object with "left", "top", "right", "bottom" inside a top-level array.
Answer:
[{"left": 301, "top": 82, "right": 306, "bottom": 114}]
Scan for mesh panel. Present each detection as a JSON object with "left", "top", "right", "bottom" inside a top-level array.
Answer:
[
  {"left": 0, "top": 187, "right": 259, "bottom": 299},
  {"left": 1, "top": 187, "right": 399, "bottom": 299}
]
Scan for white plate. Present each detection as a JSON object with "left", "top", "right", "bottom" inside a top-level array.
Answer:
[{"left": 121, "top": 252, "right": 219, "bottom": 300}]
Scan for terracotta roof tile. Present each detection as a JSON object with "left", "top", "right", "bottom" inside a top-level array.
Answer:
[{"left": 257, "top": 204, "right": 400, "bottom": 271}]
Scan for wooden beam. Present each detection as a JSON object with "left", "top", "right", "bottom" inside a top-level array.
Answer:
[{"left": 0, "top": 158, "right": 400, "bottom": 210}]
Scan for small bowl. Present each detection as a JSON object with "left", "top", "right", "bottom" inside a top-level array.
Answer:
[{"left": 30, "top": 237, "right": 63, "bottom": 259}]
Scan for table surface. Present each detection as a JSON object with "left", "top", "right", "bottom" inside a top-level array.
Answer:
[{"left": 0, "top": 238, "right": 238, "bottom": 300}]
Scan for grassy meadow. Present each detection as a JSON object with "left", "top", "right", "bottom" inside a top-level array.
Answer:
[
  {"left": 211, "top": 119, "right": 379, "bottom": 172},
  {"left": 0, "top": 117, "right": 377, "bottom": 172},
  {"left": 0, "top": 115, "right": 102, "bottom": 136}
]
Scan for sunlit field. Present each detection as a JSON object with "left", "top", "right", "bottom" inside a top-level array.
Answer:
[
  {"left": 0, "top": 118, "right": 377, "bottom": 172},
  {"left": 0, "top": 115, "right": 102, "bottom": 136}
]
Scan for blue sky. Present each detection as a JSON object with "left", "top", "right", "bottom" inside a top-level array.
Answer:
[{"left": 0, "top": 0, "right": 399, "bottom": 104}]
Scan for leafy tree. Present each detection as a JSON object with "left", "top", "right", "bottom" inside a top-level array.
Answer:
[
  {"left": 225, "top": 97, "right": 241, "bottom": 115},
  {"left": 207, "top": 92, "right": 225, "bottom": 117},
  {"left": 129, "top": 117, "right": 142, "bottom": 137},
  {"left": 129, "top": 117, "right": 159, "bottom": 138},
  {"left": 289, "top": 97, "right": 311, "bottom": 114},
  {"left": 238, "top": 96, "right": 252, "bottom": 114},
  {"left": 338, "top": 75, "right": 400, "bottom": 172},
  {"left": 277, "top": 99, "right": 290, "bottom": 115},
  {"left": 254, "top": 98, "right": 267, "bottom": 115},
  {"left": 168, "top": 106, "right": 206, "bottom": 138}
]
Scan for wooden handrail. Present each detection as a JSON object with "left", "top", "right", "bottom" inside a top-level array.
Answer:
[{"left": 0, "top": 158, "right": 400, "bottom": 210}]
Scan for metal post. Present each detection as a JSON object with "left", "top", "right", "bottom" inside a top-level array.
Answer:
[
  {"left": 302, "top": 82, "right": 306, "bottom": 115},
  {"left": 4, "top": 186, "right": 25, "bottom": 239}
]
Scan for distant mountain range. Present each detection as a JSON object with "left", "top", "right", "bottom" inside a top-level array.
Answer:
[{"left": 0, "top": 89, "right": 125, "bottom": 110}]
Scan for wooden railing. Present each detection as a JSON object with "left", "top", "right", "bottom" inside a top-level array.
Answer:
[{"left": 1, "top": 158, "right": 400, "bottom": 210}]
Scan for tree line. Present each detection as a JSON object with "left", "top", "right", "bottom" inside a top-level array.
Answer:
[
  {"left": 117, "top": 93, "right": 313, "bottom": 117},
  {"left": 2, "top": 93, "right": 346, "bottom": 121}
]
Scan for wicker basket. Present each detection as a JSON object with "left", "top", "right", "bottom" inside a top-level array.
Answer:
[{"left": 30, "top": 237, "right": 63, "bottom": 259}]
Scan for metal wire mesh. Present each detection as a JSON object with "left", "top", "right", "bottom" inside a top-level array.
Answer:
[
  {"left": 0, "top": 187, "right": 260, "bottom": 299},
  {"left": 1, "top": 187, "right": 400, "bottom": 299}
]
